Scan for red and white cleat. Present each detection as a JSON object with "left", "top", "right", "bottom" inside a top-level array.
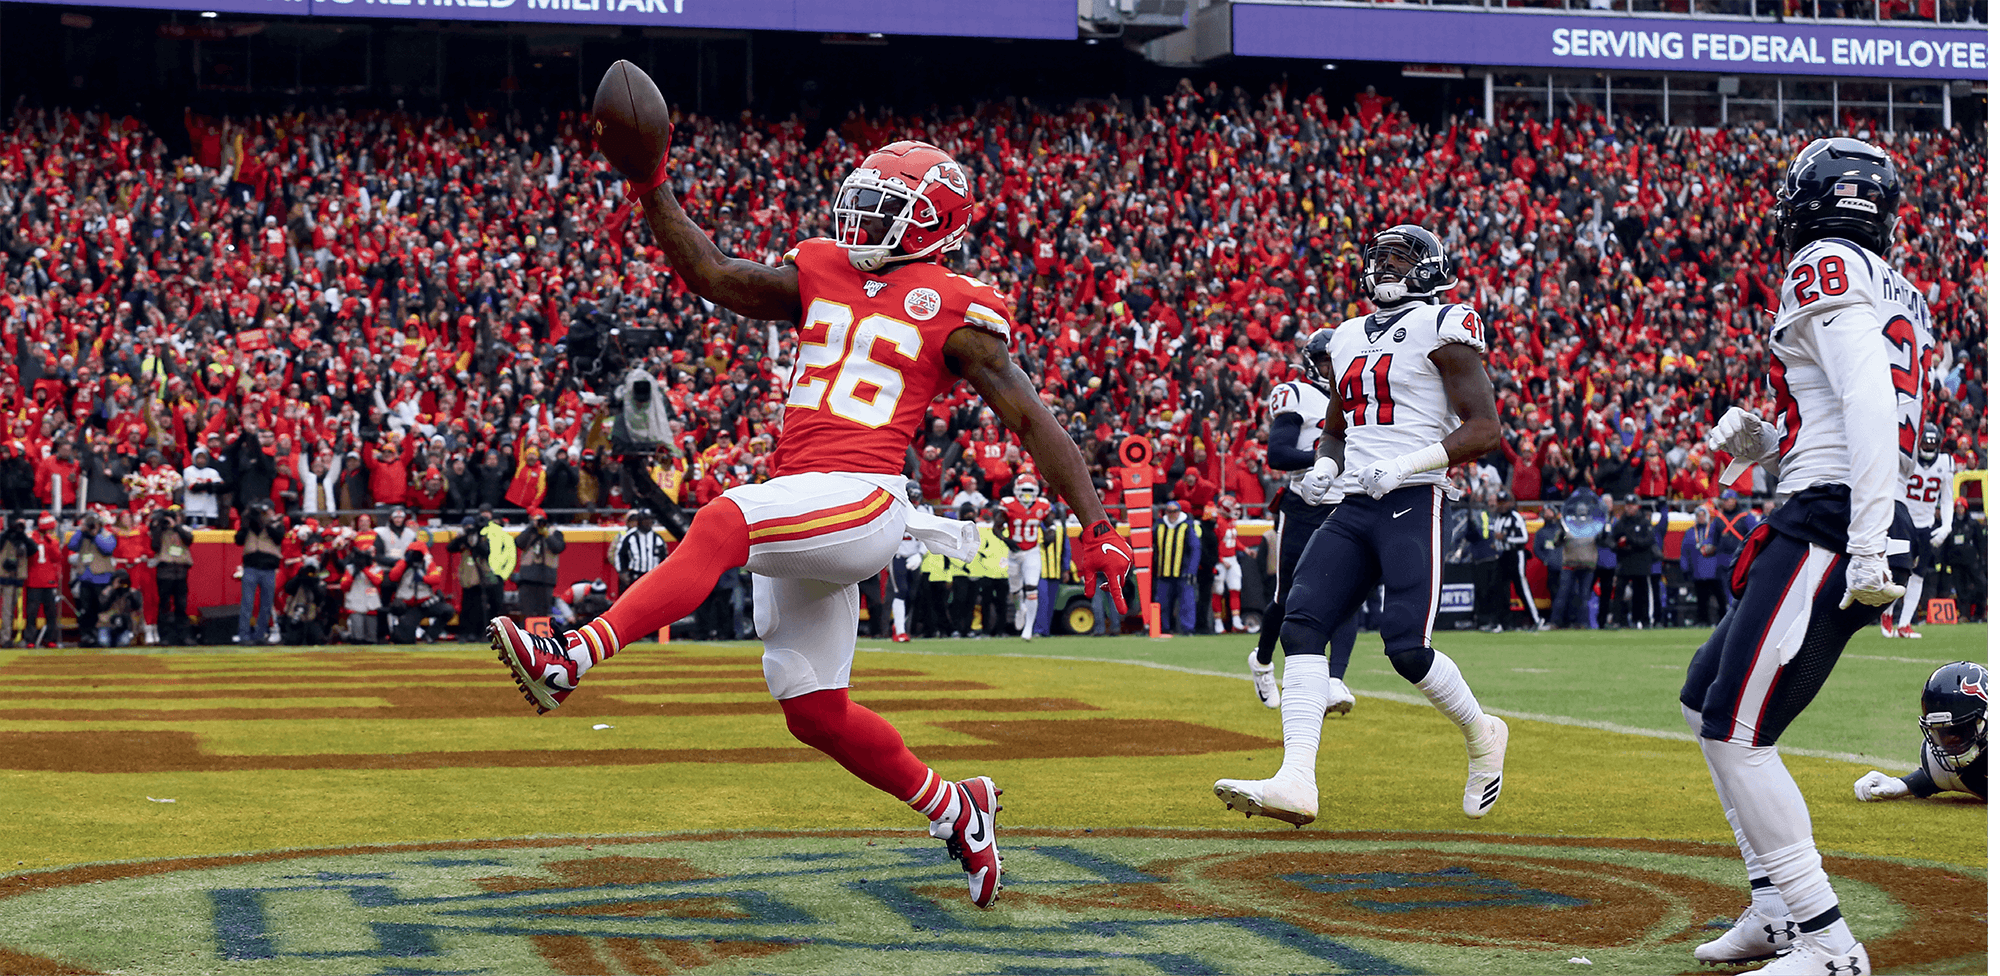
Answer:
[
  {"left": 892, "top": 632, "right": 912, "bottom": 643},
  {"left": 1880, "top": 613, "right": 1897, "bottom": 638},
  {"left": 1896, "top": 625, "right": 1923, "bottom": 640},
  {"left": 491, "top": 616, "right": 582, "bottom": 714},
  {"left": 929, "top": 776, "right": 1004, "bottom": 907}
]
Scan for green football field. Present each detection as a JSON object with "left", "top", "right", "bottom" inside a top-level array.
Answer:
[{"left": 0, "top": 625, "right": 1985, "bottom": 975}]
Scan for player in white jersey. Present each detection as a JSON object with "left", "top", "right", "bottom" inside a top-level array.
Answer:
[
  {"left": 1246, "top": 332, "right": 1360, "bottom": 715},
  {"left": 1682, "top": 138, "right": 1920, "bottom": 976},
  {"left": 1215, "top": 224, "right": 1508, "bottom": 827},
  {"left": 1882, "top": 424, "right": 1951, "bottom": 639}
]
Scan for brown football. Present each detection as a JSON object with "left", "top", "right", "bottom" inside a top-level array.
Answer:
[{"left": 591, "top": 60, "right": 673, "bottom": 183}]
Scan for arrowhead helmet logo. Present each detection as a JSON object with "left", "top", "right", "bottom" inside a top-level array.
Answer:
[{"left": 864, "top": 280, "right": 888, "bottom": 298}]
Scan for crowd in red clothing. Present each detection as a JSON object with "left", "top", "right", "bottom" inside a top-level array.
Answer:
[{"left": 0, "top": 81, "right": 1983, "bottom": 531}]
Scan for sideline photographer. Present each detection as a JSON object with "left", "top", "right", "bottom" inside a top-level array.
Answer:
[
  {"left": 387, "top": 538, "right": 451, "bottom": 642},
  {"left": 282, "top": 554, "right": 337, "bottom": 645},
  {"left": 235, "top": 500, "right": 286, "bottom": 645},
  {"left": 150, "top": 507, "right": 196, "bottom": 645},
  {"left": 0, "top": 517, "right": 28, "bottom": 648},
  {"left": 513, "top": 507, "right": 565, "bottom": 617},
  {"left": 67, "top": 512, "right": 118, "bottom": 647}
]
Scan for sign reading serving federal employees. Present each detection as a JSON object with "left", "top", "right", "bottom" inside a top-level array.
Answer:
[{"left": 1233, "top": 2, "right": 1986, "bottom": 79}]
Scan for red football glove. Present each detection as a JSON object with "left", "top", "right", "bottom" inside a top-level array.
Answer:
[{"left": 1074, "top": 519, "right": 1136, "bottom": 615}]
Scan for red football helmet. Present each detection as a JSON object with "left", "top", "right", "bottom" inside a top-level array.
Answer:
[{"left": 833, "top": 141, "right": 974, "bottom": 271}]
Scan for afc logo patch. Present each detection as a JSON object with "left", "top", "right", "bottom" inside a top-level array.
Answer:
[{"left": 904, "top": 287, "right": 942, "bottom": 321}]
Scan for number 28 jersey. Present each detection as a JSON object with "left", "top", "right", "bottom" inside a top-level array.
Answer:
[
  {"left": 773, "top": 238, "right": 1017, "bottom": 477},
  {"left": 1316, "top": 302, "right": 1487, "bottom": 494},
  {"left": 1767, "top": 238, "right": 1932, "bottom": 493}
]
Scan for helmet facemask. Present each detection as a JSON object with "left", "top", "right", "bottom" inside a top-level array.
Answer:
[
  {"left": 1922, "top": 710, "right": 1985, "bottom": 771},
  {"left": 833, "top": 167, "right": 953, "bottom": 272},
  {"left": 1362, "top": 231, "right": 1456, "bottom": 306}
]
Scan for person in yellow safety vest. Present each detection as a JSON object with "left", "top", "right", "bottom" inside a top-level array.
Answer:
[
  {"left": 973, "top": 511, "right": 1012, "bottom": 636},
  {"left": 1033, "top": 512, "right": 1070, "bottom": 636},
  {"left": 1153, "top": 501, "right": 1202, "bottom": 636},
  {"left": 918, "top": 549, "right": 958, "bottom": 638}
]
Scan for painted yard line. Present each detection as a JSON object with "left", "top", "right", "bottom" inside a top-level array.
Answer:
[
  {"left": 862, "top": 646, "right": 1906, "bottom": 770},
  {"left": 1847, "top": 653, "right": 1985, "bottom": 666}
]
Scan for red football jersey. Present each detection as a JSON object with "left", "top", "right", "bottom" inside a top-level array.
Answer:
[
  {"left": 1215, "top": 517, "right": 1238, "bottom": 559},
  {"left": 773, "top": 239, "right": 1017, "bottom": 477},
  {"left": 999, "top": 496, "right": 1052, "bottom": 551}
]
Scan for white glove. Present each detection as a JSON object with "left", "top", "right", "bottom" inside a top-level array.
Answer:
[
  {"left": 1931, "top": 521, "right": 1951, "bottom": 549},
  {"left": 1704, "top": 406, "right": 1781, "bottom": 463},
  {"left": 1853, "top": 770, "right": 1910, "bottom": 801},
  {"left": 1298, "top": 457, "right": 1345, "bottom": 507},
  {"left": 1840, "top": 552, "right": 1906, "bottom": 609},
  {"left": 1357, "top": 456, "right": 1416, "bottom": 500},
  {"left": 905, "top": 553, "right": 921, "bottom": 571}
]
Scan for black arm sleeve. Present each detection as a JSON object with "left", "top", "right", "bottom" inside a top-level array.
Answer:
[
  {"left": 1901, "top": 765, "right": 1942, "bottom": 799},
  {"left": 1266, "top": 414, "right": 1316, "bottom": 472}
]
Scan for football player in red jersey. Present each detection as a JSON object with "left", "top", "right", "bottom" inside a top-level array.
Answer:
[
  {"left": 491, "top": 135, "right": 1136, "bottom": 910},
  {"left": 998, "top": 475, "right": 1053, "bottom": 641},
  {"left": 1210, "top": 494, "right": 1244, "bottom": 633}
]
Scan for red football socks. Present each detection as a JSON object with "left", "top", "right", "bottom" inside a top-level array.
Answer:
[
  {"left": 593, "top": 500, "right": 751, "bottom": 663},
  {"left": 779, "top": 688, "right": 937, "bottom": 812}
]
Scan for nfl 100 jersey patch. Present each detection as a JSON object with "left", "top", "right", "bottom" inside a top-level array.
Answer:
[{"left": 1324, "top": 303, "right": 1485, "bottom": 494}]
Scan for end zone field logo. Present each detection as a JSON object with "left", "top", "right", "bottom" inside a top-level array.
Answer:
[{"left": 0, "top": 831, "right": 1979, "bottom": 975}]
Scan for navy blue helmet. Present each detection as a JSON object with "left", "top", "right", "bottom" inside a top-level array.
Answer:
[
  {"left": 1362, "top": 225, "right": 1458, "bottom": 306},
  {"left": 1921, "top": 661, "right": 1987, "bottom": 772},
  {"left": 1775, "top": 137, "right": 1901, "bottom": 255}
]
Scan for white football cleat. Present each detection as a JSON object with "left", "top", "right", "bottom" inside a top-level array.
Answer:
[
  {"left": 1747, "top": 933, "right": 1867, "bottom": 975},
  {"left": 1326, "top": 676, "right": 1356, "bottom": 717},
  {"left": 1248, "top": 650, "right": 1280, "bottom": 709},
  {"left": 1214, "top": 773, "right": 1317, "bottom": 826},
  {"left": 1462, "top": 715, "right": 1508, "bottom": 819},
  {"left": 1694, "top": 906, "right": 1798, "bottom": 963}
]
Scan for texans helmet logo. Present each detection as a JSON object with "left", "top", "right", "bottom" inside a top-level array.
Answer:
[{"left": 1961, "top": 676, "right": 1988, "bottom": 702}]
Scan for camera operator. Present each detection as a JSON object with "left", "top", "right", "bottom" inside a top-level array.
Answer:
[
  {"left": 512, "top": 506, "right": 565, "bottom": 617},
  {"left": 66, "top": 511, "right": 118, "bottom": 647},
  {"left": 97, "top": 570, "right": 143, "bottom": 648},
  {"left": 386, "top": 538, "right": 450, "bottom": 643},
  {"left": 281, "top": 553, "right": 336, "bottom": 645},
  {"left": 334, "top": 533, "right": 386, "bottom": 643},
  {"left": 234, "top": 500, "right": 286, "bottom": 645},
  {"left": 150, "top": 507, "right": 196, "bottom": 645},
  {"left": 449, "top": 510, "right": 508, "bottom": 638},
  {"left": 0, "top": 516, "right": 29, "bottom": 648}
]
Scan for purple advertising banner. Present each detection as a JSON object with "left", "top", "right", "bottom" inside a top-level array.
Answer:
[
  {"left": 1234, "top": 2, "right": 1988, "bottom": 79},
  {"left": 60, "top": 0, "right": 1076, "bottom": 38}
]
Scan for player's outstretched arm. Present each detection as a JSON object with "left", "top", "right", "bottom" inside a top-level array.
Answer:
[
  {"left": 945, "top": 327, "right": 1107, "bottom": 525},
  {"left": 1297, "top": 396, "right": 1348, "bottom": 506},
  {"left": 635, "top": 185, "right": 802, "bottom": 323}
]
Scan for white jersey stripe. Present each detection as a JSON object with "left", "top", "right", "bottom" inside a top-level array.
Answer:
[
  {"left": 1423, "top": 485, "right": 1443, "bottom": 647},
  {"left": 1725, "top": 545, "right": 1838, "bottom": 745}
]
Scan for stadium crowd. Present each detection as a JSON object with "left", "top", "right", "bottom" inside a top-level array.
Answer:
[{"left": 0, "top": 81, "right": 1983, "bottom": 641}]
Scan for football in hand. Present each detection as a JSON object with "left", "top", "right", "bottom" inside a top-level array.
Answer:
[{"left": 591, "top": 60, "right": 673, "bottom": 185}]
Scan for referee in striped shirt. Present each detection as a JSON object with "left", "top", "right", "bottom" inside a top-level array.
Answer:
[{"left": 615, "top": 511, "right": 669, "bottom": 592}]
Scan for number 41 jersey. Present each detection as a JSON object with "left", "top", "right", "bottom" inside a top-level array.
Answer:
[
  {"left": 1768, "top": 237, "right": 1933, "bottom": 499},
  {"left": 774, "top": 238, "right": 1017, "bottom": 478},
  {"left": 1319, "top": 302, "right": 1487, "bottom": 494}
]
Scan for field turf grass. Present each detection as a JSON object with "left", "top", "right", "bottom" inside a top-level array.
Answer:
[{"left": 0, "top": 624, "right": 1984, "bottom": 975}]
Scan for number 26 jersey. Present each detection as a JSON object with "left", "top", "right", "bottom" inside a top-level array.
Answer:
[
  {"left": 1316, "top": 302, "right": 1487, "bottom": 494},
  {"left": 773, "top": 238, "right": 1018, "bottom": 478}
]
